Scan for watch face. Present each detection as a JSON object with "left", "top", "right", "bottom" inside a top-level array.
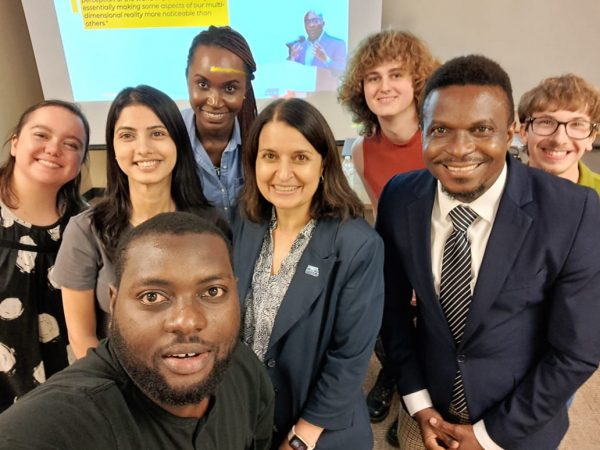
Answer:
[{"left": 289, "top": 436, "right": 309, "bottom": 450}]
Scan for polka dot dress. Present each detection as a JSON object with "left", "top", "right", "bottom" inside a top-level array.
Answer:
[{"left": 0, "top": 202, "right": 73, "bottom": 412}]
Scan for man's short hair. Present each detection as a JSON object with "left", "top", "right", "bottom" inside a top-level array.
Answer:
[
  {"left": 518, "top": 74, "right": 600, "bottom": 124},
  {"left": 420, "top": 54, "right": 514, "bottom": 125},
  {"left": 304, "top": 10, "right": 323, "bottom": 20},
  {"left": 114, "top": 212, "right": 232, "bottom": 285}
]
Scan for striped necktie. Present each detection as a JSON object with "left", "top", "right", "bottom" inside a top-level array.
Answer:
[{"left": 439, "top": 205, "right": 478, "bottom": 418}]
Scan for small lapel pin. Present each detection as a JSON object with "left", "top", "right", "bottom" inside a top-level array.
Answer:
[{"left": 305, "top": 265, "right": 319, "bottom": 277}]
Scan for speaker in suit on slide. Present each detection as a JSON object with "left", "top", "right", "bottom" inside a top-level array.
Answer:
[{"left": 287, "top": 10, "right": 347, "bottom": 77}]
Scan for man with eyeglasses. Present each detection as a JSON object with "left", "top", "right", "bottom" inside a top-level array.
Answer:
[{"left": 518, "top": 74, "right": 600, "bottom": 196}]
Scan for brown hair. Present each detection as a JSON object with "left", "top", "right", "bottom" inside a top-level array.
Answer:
[
  {"left": 338, "top": 30, "right": 440, "bottom": 137},
  {"left": 518, "top": 74, "right": 600, "bottom": 125},
  {"left": 0, "top": 99, "right": 89, "bottom": 212},
  {"left": 241, "top": 98, "right": 363, "bottom": 223}
]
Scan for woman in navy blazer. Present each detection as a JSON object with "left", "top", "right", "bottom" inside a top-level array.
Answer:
[{"left": 233, "top": 98, "right": 384, "bottom": 450}]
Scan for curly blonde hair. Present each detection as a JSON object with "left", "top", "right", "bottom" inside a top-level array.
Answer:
[
  {"left": 518, "top": 74, "right": 600, "bottom": 125},
  {"left": 338, "top": 30, "right": 439, "bottom": 137}
]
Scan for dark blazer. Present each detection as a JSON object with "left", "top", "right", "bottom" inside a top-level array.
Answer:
[
  {"left": 234, "top": 216, "right": 384, "bottom": 450},
  {"left": 291, "top": 32, "right": 347, "bottom": 75},
  {"left": 377, "top": 157, "right": 600, "bottom": 450}
]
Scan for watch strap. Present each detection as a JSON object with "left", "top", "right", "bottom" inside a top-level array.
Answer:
[{"left": 287, "top": 425, "right": 316, "bottom": 450}]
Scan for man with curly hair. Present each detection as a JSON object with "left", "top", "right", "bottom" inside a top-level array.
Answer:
[
  {"left": 338, "top": 30, "right": 439, "bottom": 447},
  {"left": 339, "top": 30, "right": 439, "bottom": 212},
  {"left": 518, "top": 74, "right": 600, "bottom": 196}
]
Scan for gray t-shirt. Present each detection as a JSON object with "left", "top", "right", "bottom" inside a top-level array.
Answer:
[{"left": 51, "top": 209, "right": 118, "bottom": 314}]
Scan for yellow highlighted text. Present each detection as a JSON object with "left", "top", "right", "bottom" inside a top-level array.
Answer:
[{"left": 79, "top": 0, "right": 229, "bottom": 30}]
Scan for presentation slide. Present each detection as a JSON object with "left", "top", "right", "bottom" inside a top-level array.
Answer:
[
  {"left": 54, "top": 0, "right": 348, "bottom": 101},
  {"left": 22, "top": 0, "right": 382, "bottom": 144}
]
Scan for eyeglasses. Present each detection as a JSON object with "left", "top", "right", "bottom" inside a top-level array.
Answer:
[{"left": 525, "top": 117, "right": 598, "bottom": 140}]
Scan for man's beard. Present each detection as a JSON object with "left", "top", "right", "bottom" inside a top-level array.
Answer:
[
  {"left": 110, "top": 318, "right": 238, "bottom": 406},
  {"left": 441, "top": 183, "right": 486, "bottom": 203}
]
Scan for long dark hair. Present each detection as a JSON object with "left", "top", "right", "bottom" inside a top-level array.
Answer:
[
  {"left": 0, "top": 99, "right": 89, "bottom": 215},
  {"left": 91, "top": 85, "right": 213, "bottom": 258},
  {"left": 186, "top": 25, "right": 257, "bottom": 143},
  {"left": 241, "top": 98, "right": 363, "bottom": 223}
]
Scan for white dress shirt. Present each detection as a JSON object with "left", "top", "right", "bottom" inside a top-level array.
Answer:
[{"left": 403, "top": 163, "right": 507, "bottom": 450}]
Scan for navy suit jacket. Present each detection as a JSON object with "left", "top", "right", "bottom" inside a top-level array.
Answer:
[
  {"left": 376, "top": 157, "right": 600, "bottom": 449},
  {"left": 234, "top": 216, "right": 383, "bottom": 450},
  {"left": 291, "top": 32, "right": 347, "bottom": 75}
]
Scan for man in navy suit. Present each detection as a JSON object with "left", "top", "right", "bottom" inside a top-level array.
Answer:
[
  {"left": 377, "top": 55, "right": 600, "bottom": 450},
  {"left": 287, "top": 10, "right": 347, "bottom": 76}
]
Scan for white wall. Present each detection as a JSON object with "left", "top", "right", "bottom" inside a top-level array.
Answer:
[
  {"left": 0, "top": 1, "right": 43, "bottom": 155},
  {"left": 382, "top": 0, "right": 600, "bottom": 104},
  {"left": 0, "top": 2, "right": 97, "bottom": 191}
]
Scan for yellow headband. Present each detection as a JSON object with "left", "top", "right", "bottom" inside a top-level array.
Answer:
[{"left": 210, "top": 66, "right": 246, "bottom": 75}]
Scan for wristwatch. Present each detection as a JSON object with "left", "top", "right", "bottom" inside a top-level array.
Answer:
[{"left": 287, "top": 427, "right": 316, "bottom": 450}]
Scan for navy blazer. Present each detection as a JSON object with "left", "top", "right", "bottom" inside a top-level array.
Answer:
[
  {"left": 234, "top": 216, "right": 384, "bottom": 450},
  {"left": 377, "top": 157, "right": 600, "bottom": 450},
  {"left": 291, "top": 32, "right": 347, "bottom": 75}
]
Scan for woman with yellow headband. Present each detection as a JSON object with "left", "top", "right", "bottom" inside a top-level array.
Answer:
[{"left": 183, "top": 26, "right": 258, "bottom": 222}]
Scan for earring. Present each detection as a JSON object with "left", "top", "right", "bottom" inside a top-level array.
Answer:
[{"left": 320, "top": 174, "right": 324, "bottom": 183}]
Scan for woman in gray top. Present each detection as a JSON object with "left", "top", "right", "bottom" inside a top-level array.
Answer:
[{"left": 52, "top": 85, "right": 226, "bottom": 359}]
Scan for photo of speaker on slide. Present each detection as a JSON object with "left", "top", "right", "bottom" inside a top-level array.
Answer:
[{"left": 287, "top": 10, "right": 347, "bottom": 77}]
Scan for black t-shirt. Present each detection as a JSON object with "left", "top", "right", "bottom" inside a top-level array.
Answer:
[{"left": 0, "top": 339, "right": 274, "bottom": 450}]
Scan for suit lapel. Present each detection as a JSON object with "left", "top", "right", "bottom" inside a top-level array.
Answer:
[
  {"left": 461, "top": 159, "right": 534, "bottom": 345},
  {"left": 235, "top": 219, "right": 267, "bottom": 306},
  {"left": 267, "top": 220, "right": 338, "bottom": 349},
  {"left": 407, "top": 175, "right": 456, "bottom": 344}
]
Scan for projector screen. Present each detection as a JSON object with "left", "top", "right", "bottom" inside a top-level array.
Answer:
[{"left": 22, "top": 0, "right": 382, "bottom": 145}]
